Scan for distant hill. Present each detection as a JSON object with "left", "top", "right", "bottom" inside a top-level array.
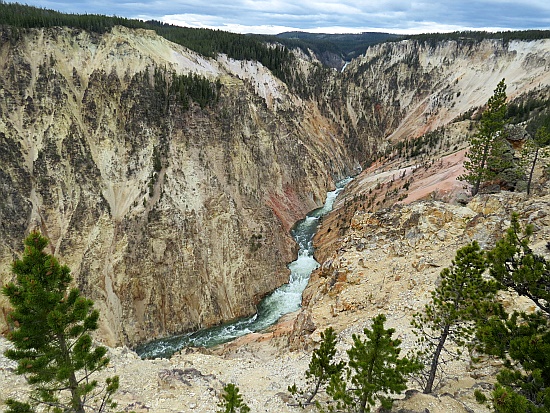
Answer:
[
  {"left": 2, "top": 2, "right": 549, "bottom": 71},
  {"left": 272, "top": 31, "right": 402, "bottom": 68}
]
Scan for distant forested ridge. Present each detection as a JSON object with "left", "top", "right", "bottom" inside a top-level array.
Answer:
[
  {"left": 1, "top": 2, "right": 550, "bottom": 93},
  {"left": 1, "top": 2, "right": 549, "bottom": 64},
  {"left": 404, "top": 29, "right": 550, "bottom": 45},
  {"left": 0, "top": 1, "right": 147, "bottom": 33},
  {"left": 0, "top": 2, "right": 295, "bottom": 86},
  {"left": 274, "top": 31, "right": 402, "bottom": 61}
]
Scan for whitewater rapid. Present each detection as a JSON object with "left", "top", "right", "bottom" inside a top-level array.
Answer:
[{"left": 136, "top": 177, "right": 352, "bottom": 358}]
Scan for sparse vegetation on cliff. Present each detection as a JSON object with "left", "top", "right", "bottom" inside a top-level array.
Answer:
[
  {"left": 217, "top": 383, "right": 250, "bottom": 413},
  {"left": 460, "top": 79, "right": 510, "bottom": 195},
  {"left": 0, "top": 2, "right": 299, "bottom": 88},
  {"left": 1, "top": 4, "right": 550, "bottom": 412},
  {"left": 152, "top": 66, "right": 221, "bottom": 111},
  {"left": 288, "top": 327, "right": 345, "bottom": 405},
  {"left": 474, "top": 214, "right": 550, "bottom": 412},
  {"left": 520, "top": 126, "right": 550, "bottom": 195},
  {"left": 412, "top": 241, "right": 498, "bottom": 394},
  {"left": 293, "top": 207, "right": 549, "bottom": 412},
  {"left": 326, "top": 314, "right": 421, "bottom": 413}
]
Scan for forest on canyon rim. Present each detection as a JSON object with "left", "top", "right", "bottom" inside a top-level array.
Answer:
[{"left": 1, "top": 3, "right": 550, "bottom": 412}]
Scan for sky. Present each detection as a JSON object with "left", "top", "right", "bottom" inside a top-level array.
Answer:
[{"left": 8, "top": 0, "right": 550, "bottom": 35}]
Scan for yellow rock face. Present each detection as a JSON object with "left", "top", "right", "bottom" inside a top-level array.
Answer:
[{"left": 0, "top": 26, "right": 352, "bottom": 346}]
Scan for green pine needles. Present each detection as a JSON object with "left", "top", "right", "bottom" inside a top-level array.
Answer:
[
  {"left": 217, "top": 383, "right": 250, "bottom": 413},
  {"left": 289, "top": 327, "right": 345, "bottom": 405},
  {"left": 326, "top": 316, "right": 420, "bottom": 413},
  {"left": 488, "top": 212, "right": 550, "bottom": 314},
  {"left": 475, "top": 214, "right": 550, "bottom": 412},
  {"left": 293, "top": 317, "right": 419, "bottom": 413},
  {"left": 460, "top": 78, "right": 509, "bottom": 195},
  {"left": 519, "top": 126, "right": 550, "bottom": 195},
  {"left": 477, "top": 310, "right": 550, "bottom": 413},
  {"left": 2, "top": 231, "right": 119, "bottom": 413},
  {"left": 412, "top": 241, "right": 498, "bottom": 394}
]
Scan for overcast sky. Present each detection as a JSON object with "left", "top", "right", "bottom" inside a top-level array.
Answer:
[{"left": 9, "top": 0, "right": 550, "bottom": 34}]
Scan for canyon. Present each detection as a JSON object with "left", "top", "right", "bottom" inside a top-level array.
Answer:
[
  {"left": 0, "top": 25, "right": 354, "bottom": 347},
  {"left": 0, "top": 25, "right": 550, "bottom": 412},
  {"left": 1, "top": 176, "right": 548, "bottom": 413},
  {"left": 1, "top": 27, "right": 548, "bottom": 348}
]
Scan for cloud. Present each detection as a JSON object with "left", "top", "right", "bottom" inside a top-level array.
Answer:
[{"left": 7, "top": 0, "right": 550, "bottom": 34}]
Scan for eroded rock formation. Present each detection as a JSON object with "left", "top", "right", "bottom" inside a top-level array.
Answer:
[
  {"left": 0, "top": 26, "right": 353, "bottom": 346},
  {"left": 1, "top": 26, "right": 549, "bottom": 350}
]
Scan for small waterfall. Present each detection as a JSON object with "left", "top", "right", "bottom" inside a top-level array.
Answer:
[{"left": 135, "top": 177, "right": 352, "bottom": 358}]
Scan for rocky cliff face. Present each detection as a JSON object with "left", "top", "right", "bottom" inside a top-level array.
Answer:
[
  {"left": 330, "top": 38, "right": 550, "bottom": 157},
  {"left": 2, "top": 191, "right": 548, "bottom": 413},
  {"left": 0, "top": 26, "right": 353, "bottom": 346},
  {"left": 1, "top": 24, "right": 550, "bottom": 413},
  {"left": 1, "top": 26, "right": 549, "bottom": 349}
]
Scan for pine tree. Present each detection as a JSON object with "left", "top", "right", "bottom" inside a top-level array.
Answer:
[
  {"left": 476, "top": 311, "right": 550, "bottom": 413},
  {"left": 327, "top": 314, "right": 421, "bottom": 413},
  {"left": 520, "top": 126, "right": 550, "bottom": 195},
  {"left": 473, "top": 213, "right": 550, "bottom": 412},
  {"left": 460, "top": 79, "right": 509, "bottom": 195},
  {"left": 217, "top": 383, "right": 250, "bottom": 413},
  {"left": 2, "top": 231, "right": 119, "bottom": 413},
  {"left": 487, "top": 212, "right": 550, "bottom": 314},
  {"left": 288, "top": 326, "right": 345, "bottom": 405},
  {"left": 412, "top": 241, "right": 498, "bottom": 394}
]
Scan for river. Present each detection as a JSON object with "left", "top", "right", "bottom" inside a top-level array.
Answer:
[{"left": 135, "top": 177, "right": 352, "bottom": 358}]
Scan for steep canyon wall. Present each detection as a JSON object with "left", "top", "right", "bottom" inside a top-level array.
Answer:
[
  {"left": 0, "top": 26, "right": 353, "bottom": 346},
  {"left": 1, "top": 26, "right": 549, "bottom": 348},
  {"left": 332, "top": 38, "right": 550, "bottom": 158}
]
